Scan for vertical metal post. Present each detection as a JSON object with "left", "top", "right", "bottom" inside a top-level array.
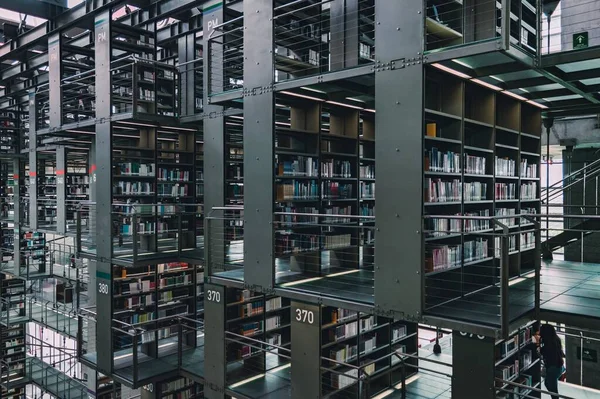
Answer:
[
  {"left": 203, "top": 1, "right": 226, "bottom": 271},
  {"left": 56, "top": 146, "right": 67, "bottom": 234},
  {"left": 244, "top": 0, "right": 275, "bottom": 288},
  {"left": 48, "top": 33, "right": 62, "bottom": 128},
  {"left": 132, "top": 213, "right": 138, "bottom": 261},
  {"left": 374, "top": 0, "right": 423, "bottom": 316},
  {"left": 204, "top": 283, "right": 226, "bottom": 399},
  {"left": 291, "top": 301, "right": 321, "bottom": 399},
  {"left": 400, "top": 358, "right": 407, "bottom": 399},
  {"left": 132, "top": 331, "right": 138, "bottom": 385},
  {"left": 501, "top": 0, "right": 511, "bottom": 50},
  {"left": 178, "top": 33, "right": 197, "bottom": 117},
  {"left": 501, "top": 232, "right": 509, "bottom": 337},
  {"left": 29, "top": 90, "right": 38, "bottom": 231},
  {"left": 94, "top": 9, "right": 114, "bottom": 375}
]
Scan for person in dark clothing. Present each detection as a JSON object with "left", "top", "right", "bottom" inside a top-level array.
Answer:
[{"left": 536, "top": 324, "right": 564, "bottom": 399}]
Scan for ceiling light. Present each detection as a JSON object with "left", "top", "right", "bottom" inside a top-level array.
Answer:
[
  {"left": 117, "top": 121, "right": 157, "bottom": 128},
  {"left": 502, "top": 91, "right": 528, "bottom": 101},
  {"left": 346, "top": 97, "right": 366, "bottom": 103},
  {"left": 452, "top": 59, "right": 472, "bottom": 69},
  {"left": 65, "top": 130, "right": 94, "bottom": 134},
  {"left": 326, "top": 100, "right": 364, "bottom": 110},
  {"left": 490, "top": 75, "right": 504, "bottom": 82},
  {"left": 431, "top": 63, "right": 472, "bottom": 79},
  {"left": 471, "top": 78, "right": 502, "bottom": 91},
  {"left": 280, "top": 91, "right": 324, "bottom": 102},
  {"left": 300, "top": 86, "right": 326, "bottom": 94},
  {"left": 527, "top": 100, "right": 548, "bottom": 109},
  {"left": 161, "top": 126, "right": 197, "bottom": 132},
  {"left": 364, "top": 108, "right": 376, "bottom": 113}
]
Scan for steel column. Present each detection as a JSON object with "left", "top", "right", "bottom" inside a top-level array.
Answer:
[
  {"left": 330, "top": 0, "right": 359, "bottom": 70},
  {"left": 203, "top": 0, "right": 225, "bottom": 274},
  {"left": 373, "top": 0, "right": 424, "bottom": 318},
  {"left": 12, "top": 158, "right": 23, "bottom": 277},
  {"left": 243, "top": 0, "right": 274, "bottom": 289},
  {"left": 451, "top": 332, "right": 495, "bottom": 399},
  {"left": 204, "top": 283, "right": 226, "bottom": 399},
  {"left": 56, "top": 146, "right": 67, "bottom": 234},
  {"left": 291, "top": 301, "right": 321, "bottom": 399},
  {"left": 28, "top": 91, "right": 38, "bottom": 231},
  {"left": 93, "top": 10, "right": 114, "bottom": 375},
  {"left": 178, "top": 33, "right": 197, "bottom": 117},
  {"left": 48, "top": 33, "right": 62, "bottom": 129}
]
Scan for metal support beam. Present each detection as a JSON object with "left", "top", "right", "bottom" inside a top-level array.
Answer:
[
  {"left": 290, "top": 301, "right": 321, "bottom": 399},
  {"left": 204, "top": 283, "right": 226, "bottom": 399},
  {"left": 330, "top": 0, "right": 359, "bottom": 70},
  {"left": 28, "top": 91, "right": 38, "bottom": 231},
  {"left": 452, "top": 332, "right": 496, "bottom": 399},
  {"left": 374, "top": 0, "right": 423, "bottom": 317},
  {"left": 243, "top": 0, "right": 274, "bottom": 289},
  {"left": 0, "top": 0, "right": 67, "bottom": 20},
  {"left": 93, "top": 10, "right": 113, "bottom": 375},
  {"left": 48, "top": 33, "right": 62, "bottom": 129},
  {"left": 56, "top": 146, "right": 66, "bottom": 234},
  {"left": 178, "top": 33, "right": 197, "bottom": 117}
]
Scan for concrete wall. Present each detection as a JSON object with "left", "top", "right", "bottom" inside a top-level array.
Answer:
[
  {"left": 542, "top": 117, "right": 600, "bottom": 148},
  {"left": 560, "top": 0, "right": 600, "bottom": 50}
]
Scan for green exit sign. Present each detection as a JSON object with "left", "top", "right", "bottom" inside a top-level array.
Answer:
[{"left": 573, "top": 32, "right": 589, "bottom": 49}]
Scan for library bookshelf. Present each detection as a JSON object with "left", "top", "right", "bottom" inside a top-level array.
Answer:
[
  {"left": 423, "top": 66, "right": 541, "bottom": 323},
  {"left": 273, "top": 94, "right": 375, "bottom": 291}
]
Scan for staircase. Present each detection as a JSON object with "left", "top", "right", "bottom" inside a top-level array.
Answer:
[{"left": 541, "top": 158, "right": 600, "bottom": 260}]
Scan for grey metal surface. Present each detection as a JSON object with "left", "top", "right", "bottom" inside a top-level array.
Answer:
[
  {"left": 290, "top": 301, "right": 320, "bottom": 399},
  {"left": 452, "top": 331, "right": 495, "bottom": 399},
  {"left": 93, "top": 9, "right": 114, "bottom": 375},
  {"left": 56, "top": 146, "right": 66, "bottom": 234},
  {"left": 204, "top": 283, "right": 226, "bottom": 398},
  {"left": 243, "top": 0, "right": 274, "bottom": 289},
  {"left": 29, "top": 91, "right": 38, "bottom": 231},
  {"left": 373, "top": 0, "right": 424, "bottom": 318},
  {"left": 48, "top": 32, "right": 61, "bottom": 129}
]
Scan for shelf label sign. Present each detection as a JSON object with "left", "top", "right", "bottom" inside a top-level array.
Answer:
[
  {"left": 207, "top": 289, "right": 221, "bottom": 303},
  {"left": 577, "top": 347, "right": 598, "bottom": 363},
  {"left": 573, "top": 32, "right": 588, "bottom": 50}
]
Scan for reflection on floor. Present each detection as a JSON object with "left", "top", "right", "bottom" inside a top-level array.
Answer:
[
  {"left": 541, "top": 260, "right": 600, "bottom": 319},
  {"left": 541, "top": 381, "right": 600, "bottom": 399}
]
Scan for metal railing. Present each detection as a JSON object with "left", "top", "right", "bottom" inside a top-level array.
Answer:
[
  {"left": 111, "top": 56, "right": 179, "bottom": 117},
  {"left": 178, "top": 57, "right": 204, "bottom": 115},
  {"left": 423, "top": 214, "right": 540, "bottom": 334},
  {"left": 75, "top": 201, "right": 95, "bottom": 257},
  {"left": 35, "top": 84, "right": 50, "bottom": 130},
  {"left": 61, "top": 69, "right": 96, "bottom": 126},
  {"left": 205, "top": 207, "right": 244, "bottom": 280},
  {"left": 25, "top": 356, "right": 88, "bottom": 399},
  {"left": 207, "top": 18, "right": 244, "bottom": 96},
  {"left": 77, "top": 307, "right": 97, "bottom": 366},
  {"left": 273, "top": 0, "right": 375, "bottom": 81}
]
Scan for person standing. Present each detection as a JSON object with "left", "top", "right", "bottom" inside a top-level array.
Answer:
[{"left": 536, "top": 324, "right": 565, "bottom": 399}]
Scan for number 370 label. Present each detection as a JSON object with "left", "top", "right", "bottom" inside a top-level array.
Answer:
[{"left": 295, "top": 308, "right": 315, "bottom": 324}]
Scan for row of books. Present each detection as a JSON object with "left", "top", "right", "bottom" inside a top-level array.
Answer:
[
  {"left": 359, "top": 165, "right": 375, "bottom": 179},
  {"left": 360, "top": 335, "right": 378, "bottom": 355},
  {"left": 240, "top": 321, "right": 263, "bottom": 337},
  {"left": 424, "top": 148, "right": 460, "bottom": 173},
  {"left": 463, "top": 239, "right": 489, "bottom": 262},
  {"left": 158, "top": 274, "right": 191, "bottom": 289},
  {"left": 494, "top": 236, "right": 517, "bottom": 257},
  {"left": 120, "top": 221, "right": 169, "bottom": 235},
  {"left": 114, "top": 181, "right": 153, "bottom": 195},
  {"left": 329, "top": 321, "right": 358, "bottom": 341},
  {"left": 464, "top": 154, "right": 487, "bottom": 175},
  {"left": 464, "top": 182, "right": 487, "bottom": 201},
  {"left": 496, "top": 208, "right": 517, "bottom": 226},
  {"left": 360, "top": 205, "right": 374, "bottom": 216},
  {"left": 276, "top": 206, "right": 319, "bottom": 224},
  {"left": 520, "top": 232, "right": 535, "bottom": 250},
  {"left": 116, "top": 162, "right": 155, "bottom": 177},
  {"left": 496, "top": 183, "right": 516, "bottom": 200},
  {"left": 266, "top": 315, "right": 282, "bottom": 331},
  {"left": 120, "top": 279, "right": 155, "bottom": 295},
  {"left": 265, "top": 297, "right": 283, "bottom": 312},
  {"left": 276, "top": 232, "right": 319, "bottom": 254},
  {"left": 324, "top": 205, "right": 353, "bottom": 223},
  {"left": 496, "top": 157, "right": 516, "bottom": 177},
  {"left": 521, "top": 182, "right": 537, "bottom": 200},
  {"left": 330, "top": 344, "right": 358, "bottom": 363},
  {"left": 520, "top": 159, "right": 537, "bottom": 178},
  {"left": 278, "top": 157, "right": 318, "bottom": 177},
  {"left": 360, "top": 182, "right": 375, "bottom": 198},
  {"left": 116, "top": 294, "right": 154, "bottom": 310},
  {"left": 425, "top": 178, "right": 461, "bottom": 202},
  {"left": 157, "top": 183, "right": 189, "bottom": 197},
  {"left": 157, "top": 168, "right": 191, "bottom": 182},
  {"left": 322, "top": 182, "right": 353, "bottom": 199},
  {"left": 239, "top": 301, "right": 264, "bottom": 318},
  {"left": 426, "top": 239, "right": 490, "bottom": 272},
  {"left": 157, "top": 262, "right": 189, "bottom": 274},
  {"left": 322, "top": 159, "right": 353, "bottom": 178},
  {"left": 276, "top": 181, "right": 318, "bottom": 201},
  {"left": 162, "top": 378, "right": 194, "bottom": 395}
]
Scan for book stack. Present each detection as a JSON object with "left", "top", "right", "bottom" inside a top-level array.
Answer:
[
  {"left": 360, "top": 316, "right": 375, "bottom": 332},
  {"left": 278, "top": 157, "right": 318, "bottom": 177},
  {"left": 464, "top": 181, "right": 487, "bottom": 201},
  {"left": 276, "top": 232, "right": 319, "bottom": 254},
  {"left": 276, "top": 180, "right": 319, "bottom": 200},
  {"left": 266, "top": 333, "right": 282, "bottom": 347},
  {"left": 520, "top": 232, "right": 535, "bottom": 250},
  {"left": 495, "top": 183, "right": 516, "bottom": 200},
  {"left": 464, "top": 209, "right": 490, "bottom": 232},
  {"left": 495, "top": 157, "right": 516, "bottom": 176},
  {"left": 329, "top": 308, "right": 355, "bottom": 324},
  {"left": 116, "top": 162, "right": 155, "bottom": 176},
  {"left": 520, "top": 182, "right": 537, "bottom": 200},
  {"left": 114, "top": 181, "right": 153, "bottom": 195},
  {"left": 425, "top": 178, "right": 461, "bottom": 202},
  {"left": 495, "top": 236, "right": 517, "bottom": 257},
  {"left": 158, "top": 183, "right": 189, "bottom": 197},
  {"left": 331, "top": 368, "right": 358, "bottom": 390},
  {"left": 323, "top": 234, "right": 351, "bottom": 249},
  {"left": 464, "top": 154, "right": 487, "bottom": 175},
  {"left": 321, "top": 159, "right": 353, "bottom": 178},
  {"left": 324, "top": 206, "right": 352, "bottom": 223},
  {"left": 496, "top": 208, "right": 517, "bottom": 226},
  {"left": 322, "top": 182, "right": 353, "bottom": 199},
  {"left": 360, "top": 335, "right": 377, "bottom": 355},
  {"left": 330, "top": 321, "right": 358, "bottom": 341},
  {"left": 424, "top": 148, "right": 460, "bottom": 173},
  {"left": 520, "top": 159, "right": 537, "bottom": 178},
  {"left": 463, "top": 239, "right": 488, "bottom": 262},
  {"left": 265, "top": 297, "right": 282, "bottom": 312},
  {"left": 158, "top": 273, "right": 190, "bottom": 289},
  {"left": 330, "top": 344, "right": 358, "bottom": 362},
  {"left": 392, "top": 325, "right": 407, "bottom": 342},
  {"left": 266, "top": 316, "right": 282, "bottom": 331},
  {"left": 360, "top": 164, "right": 375, "bottom": 179},
  {"left": 360, "top": 182, "right": 375, "bottom": 199},
  {"left": 425, "top": 244, "right": 461, "bottom": 273},
  {"left": 157, "top": 168, "right": 190, "bottom": 181},
  {"left": 427, "top": 216, "right": 461, "bottom": 237},
  {"left": 240, "top": 301, "right": 264, "bottom": 318}
]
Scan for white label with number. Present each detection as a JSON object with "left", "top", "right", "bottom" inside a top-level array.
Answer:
[
  {"left": 98, "top": 282, "right": 109, "bottom": 295},
  {"left": 295, "top": 308, "right": 315, "bottom": 324},
  {"left": 207, "top": 290, "right": 221, "bottom": 303}
]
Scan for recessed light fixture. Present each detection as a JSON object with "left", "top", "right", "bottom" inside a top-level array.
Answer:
[
  {"left": 326, "top": 100, "right": 364, "bottom": 110},
  {"left": 432, "top": 63, "right": 472, "bottom": 79},
  {"left": 65, "top": 130, "right": 94, "bottom": 134},
  {"left": 527, "top": 100, "right": 548, "bottom": 109},
  {"left": 300, "top": 86, "right": 327, "bottom": 94},
  {"left": 280, "top": 90, "right": 324, "bottom": 102},
  {"left": 471, "top": 78, "right": 502, "bottom": 91},
  {"left": 117, "top": 121, "right": 158, "bottom": 128},
  {"left": 502, "top": 91, "right": 528, "bottom": 101}
]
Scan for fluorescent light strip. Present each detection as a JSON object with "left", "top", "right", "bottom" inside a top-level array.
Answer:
[
  {"left": 346, "top": 97, "right": 366, "bottom": 103},
  {"left": 326, "top": 100, "right": 364, "bottom": 110},
  {"left": 301, "top": 86, "right": 327, "bottom": 94},
  {"left": 275, "top": 121, "right": 291, "bottom": 126},
  {"left": 65, "top": 130, "right": 94, "bottom": 134},
  {"left": 471, "top": 78, "right": 502, "bottom": 91},
  {"left": 431, "top": 63, "right": 472, "bottom": 79},
  {"left": 364, "top": 108, "right": 376, "bottom": 113},
  {"left": 229, "top": 374, "right": 265, "bottom": 388},
  {"left": 502, "top": 91, "right": 528, "bottom": 101},
  {"left": 452, "top": 59, "right": 471, "bottom": 69},
  {"left": 269, "top": 363, "right": 291, "bottom": 373},
  {"left": 162, "top": 126, "right": 196, "bottom": 132},
  {"left": 113, "top": 134, "right": 141, "bottom": 138},
  {"left": 490, "top": 75, "right": 504, "bottom": 82},
  {"left": 328, "top": 269, "right": 360, "bottom": 277},
  {"left": 280, "top": 276, "right": 323, "bottom": 287},
  {"left": 117, "top": 121, "right": 158, "bottom": 128},
  {"left": 280, "top": 91, "right": 324, "bottom": 102},
  {"left": 230, "top": 115, "right": 244, "bottom": 120},
  {"left": 527, "top": 100, "right": 548, "bottom": 109},
  {"left": 113, "top": 126, "right": 138, "bottom": 131}
]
